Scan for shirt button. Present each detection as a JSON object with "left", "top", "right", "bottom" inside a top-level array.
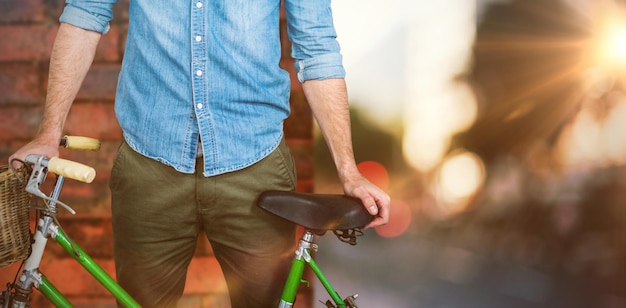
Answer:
[
  {"left": 197, "top": 103, "right": 203, "bottom": 109},
  {"left": 196, "top": 2, "right": 203, "bottom": 8},
  {"left": 196, "top": 70, "right": 202, "bottom": 76},
  {"left": 195, "top": 36, "right": 202, "bottom": 42}
]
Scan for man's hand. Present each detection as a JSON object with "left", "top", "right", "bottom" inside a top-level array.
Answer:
[
  {"left": 341, "top": 172, "right": 391, "bottom": 229},
  {"left": 9, "top": 137, "right": 60, "bottom": 169}
]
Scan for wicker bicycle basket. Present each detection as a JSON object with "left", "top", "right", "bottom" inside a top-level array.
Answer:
[{"left": 0, "top": 165, "right": 31, "bottom": 268}]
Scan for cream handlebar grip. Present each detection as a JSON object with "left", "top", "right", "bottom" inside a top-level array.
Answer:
[
  {"left": 62, "top": 136, "right": 101, "bottom": 151},
  {"left": 48, "top": 157, "right": 96, "bottom": 183}
]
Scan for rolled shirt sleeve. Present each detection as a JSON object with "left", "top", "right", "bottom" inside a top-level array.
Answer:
[
  {"left": 285, "top": 0, "right": 346, "bottom": 83},
  {"left": 295, "top": 53, "right": 345, "bottom": 83},
  {"left": 59, "top": 0, "right": 117, "bottom": 34}
]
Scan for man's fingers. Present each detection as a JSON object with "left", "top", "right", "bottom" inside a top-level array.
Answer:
[
  {"left": 8, "top": 153, "right": 25, "bottom": 169},
  {"left": 361, "top": 195, "right": 391, "bottom": 229},
  {"left": 363, "top": 196, "right": 378, "bottom": 216},
  {"left": 365, "top": 216, "right": 386, "bottom": 229}
]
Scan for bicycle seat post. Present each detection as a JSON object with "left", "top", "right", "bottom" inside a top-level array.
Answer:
[{"left": 296, "top": 231, "right": 317, "bottom": 260}]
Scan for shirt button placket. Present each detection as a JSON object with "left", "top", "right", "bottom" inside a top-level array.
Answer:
[{"left": 193, "top": 0, "right": 205, "bottom": 114}]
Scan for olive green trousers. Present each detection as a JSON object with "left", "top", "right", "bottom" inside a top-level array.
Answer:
[{"left": 109, "top": 140, "right": 297, "bottom": 307}]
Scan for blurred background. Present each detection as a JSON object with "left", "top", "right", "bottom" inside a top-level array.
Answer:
[
  {"left": 0, "top": 0, "right": 624, "bottom": 306},
  {"left": 313, "top": 0, "right": 626, "bottom": 307}
]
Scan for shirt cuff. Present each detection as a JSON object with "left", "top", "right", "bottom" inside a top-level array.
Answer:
[
  {"left": 59, "top": 4, "right": 111, "bottom": 34},
  {"left": 295, "top": 53, "right": 346, "bottom": 83}
]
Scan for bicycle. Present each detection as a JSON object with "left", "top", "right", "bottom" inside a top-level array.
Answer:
[
  {"left": 0, "top": 136, "right": 140, "bottom": 307},
  {"left": 1, "top": 136, "right": 373, "bottom": 308},
  {"left": 257, "top": 190, "right": 374, "bottom": 308}
]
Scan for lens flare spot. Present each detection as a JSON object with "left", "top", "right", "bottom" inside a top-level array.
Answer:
[
  {"left": 440, "top": 152, "right": 484, "bottom": 200},
  {"left": 357, "top": 161, "right": 390, "bottom": 191},
  {"left": 403, "top": 125, "right": 450, "bottom": 172},
  {"left": 375, "top": 199, "right": 412, "bottom": 238},
  {"left": 431, "top": 150, "right": 485, "bottom": 215}
]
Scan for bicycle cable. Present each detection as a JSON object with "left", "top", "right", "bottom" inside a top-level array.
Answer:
[{"left": 39, "top": 197, "right": 81, "bottom": 258}]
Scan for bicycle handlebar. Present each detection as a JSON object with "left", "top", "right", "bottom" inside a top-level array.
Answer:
[
  {"left": 7, "top": 136, "right": 100, "bottom": 216},
  {"left": 24, "top": 155, "right": 96, "bottom": 184},
  {"left": 47, "top": 157, "right": 96, "bottom": 183},
  {"left": 61, "top": 135, "right": 101, "bottom": 151}
]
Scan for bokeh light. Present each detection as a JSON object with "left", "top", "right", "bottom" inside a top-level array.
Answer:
[
  {"left": 357, "top": 161, "right": 390, "bottom": 191},
  {"left": 438, "top": 151, "right": 485, "bottom": 202},
  {"left": 402, "top": 123, "right": 450, "bottom": 172},
  {"left": 375, "top": 199, "right": 412, "bottom": 238},
  {"left": 429, "top": 150, "right": 485, "bottom": 216}
]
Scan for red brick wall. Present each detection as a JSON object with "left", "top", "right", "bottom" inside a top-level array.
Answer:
[{"left": 0, "top": 1, "right": 313, "bottom": 306}]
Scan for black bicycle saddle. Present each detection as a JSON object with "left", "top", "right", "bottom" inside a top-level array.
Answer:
[{"left": 257, "top": 191, "right": 374, "bottom": 231}]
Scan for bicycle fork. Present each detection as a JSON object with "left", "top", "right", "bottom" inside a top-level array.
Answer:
[
  {"left": 8, "top": 214, "right": 73, "bottom": 308},
  {"left": 279, "top": 231, "right": 359, "bottom": 308},
  {"left": 8, "top": 215, "right": 138, "bottom": 307}
]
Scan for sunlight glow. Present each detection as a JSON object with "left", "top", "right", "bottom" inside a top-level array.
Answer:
[
  {"left": 598, "top": 19, "right": 626, "bottom": 66},
  {"left": 588, "top": 2, "right": 626, "bottom": 69},
  {"left": 606, "top": 26, "right": 626, "bottom": 60}
]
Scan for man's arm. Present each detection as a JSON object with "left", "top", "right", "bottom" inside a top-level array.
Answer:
[
  {"left": 9, "top": 23, "right": 101, "bottom": 166},
  {"left": 302, "top": 78, "right": 390, "bottom": 228}
]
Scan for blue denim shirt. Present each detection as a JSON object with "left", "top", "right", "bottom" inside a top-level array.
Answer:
[{"left": 60, "top": 0, "right": 345, "bottom": 176}]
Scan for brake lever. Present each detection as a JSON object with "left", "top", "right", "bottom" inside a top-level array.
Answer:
[{"left": 24, "top": 155, "right": 76, "bottom": 215}]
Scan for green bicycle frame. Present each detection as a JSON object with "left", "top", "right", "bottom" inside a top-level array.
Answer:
[
  {"left": 280, "top": 256, "right": 305, "bottom": 304},
  {"left": 39, "top": 275, "right": 72, "bottom": 307},
  {"left": 50, "top": 227, "right": 140, "bottom": 307},
  {"left": 279, "top": 232, "right": 348, "bottom": 308},
  {"left": 308, "top": 255, "right": 345, "bottom": 306}
]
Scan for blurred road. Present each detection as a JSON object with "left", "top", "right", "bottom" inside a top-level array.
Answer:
[{"left": 313, "top": 228, "right": 625, "bottom": 308}]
